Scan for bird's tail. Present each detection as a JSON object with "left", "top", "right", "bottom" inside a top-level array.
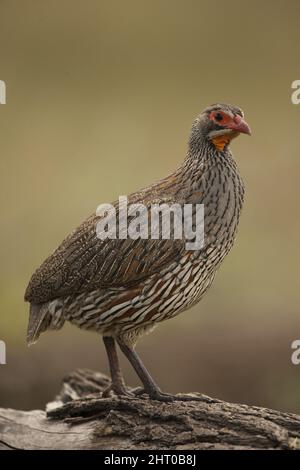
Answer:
[{"left": 27, "top": 303, "right": 50, "bottom": 346}]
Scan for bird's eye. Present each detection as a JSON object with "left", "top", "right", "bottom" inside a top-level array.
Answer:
[{"left": 215, "top": 113, "right": 223, "bottom": 122}]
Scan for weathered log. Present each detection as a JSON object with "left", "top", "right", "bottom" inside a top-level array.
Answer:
[{"left": 0, "top": 369, "right": 300, "bottom": 450}]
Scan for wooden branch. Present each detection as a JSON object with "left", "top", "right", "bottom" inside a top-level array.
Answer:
[{"left": 1, "top": 369, "right": 300, "bottom": 450}]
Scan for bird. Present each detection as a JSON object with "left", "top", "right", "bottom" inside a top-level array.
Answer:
[{"left": 25, "top": 103, "right": 251, "bottom": 402}]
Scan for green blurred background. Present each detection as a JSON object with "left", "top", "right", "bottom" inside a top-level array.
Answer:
[{"left": 0, "top": 0, "right": 300, "bottom": 413}]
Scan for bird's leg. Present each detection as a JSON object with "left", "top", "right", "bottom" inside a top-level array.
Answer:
[
  {"left": 102, "top": 336, "right": 130, "bottom": 397},
  {"left": 117, "top": 338, "right": 175, "bottom": 402},
  {"left": 117, "top": 338, "right": 210, "bottom": 403}
]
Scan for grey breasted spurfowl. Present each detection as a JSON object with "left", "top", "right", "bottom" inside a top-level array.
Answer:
[{"left": 25, "top": 103, "right": 251, "bottom": 401}]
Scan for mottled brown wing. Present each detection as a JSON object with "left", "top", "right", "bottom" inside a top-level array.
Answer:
[{"left": 25, "top": 192, "right": 186, "bottom": 304}]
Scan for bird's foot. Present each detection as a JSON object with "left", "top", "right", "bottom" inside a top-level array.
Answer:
[
  {"left": 172, "top": 393, "right": 211, "bottom": 402},
  {"left": 132, "top": 387, "right": 175, "bottom": 402},
  {"left": 102, "top": 382, "right": 133, "bottom": 398},
  {"left": 133, "top": 387, "right": 212, "bottom": 403},
  {"left": 147, "top": 391, "right": 176, "bottom": 402}
]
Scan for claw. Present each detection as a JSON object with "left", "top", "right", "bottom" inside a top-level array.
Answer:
[
  {"left": 133, "top": 388, "right": 176, "bottom": 402},
  {"left": 132, "top": 387, "right": 208, "bottom": 403},
  {"left": 149, "top": 392, "right": 175, "bottom": 402},
  {"left": 102, "top": 383, "right": 133, "bottom": 398}
]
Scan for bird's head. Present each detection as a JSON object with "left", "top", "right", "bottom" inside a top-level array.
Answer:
[{"left": 190, "top": 103, "right": 251, "bottom": 152}]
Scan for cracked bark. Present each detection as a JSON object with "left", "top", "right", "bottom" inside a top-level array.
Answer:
[{"left": 0, "top": 369, "right": 300, "bottom": 450}]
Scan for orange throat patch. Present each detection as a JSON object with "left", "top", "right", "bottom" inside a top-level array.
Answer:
[{"left": 212, "top": 132, "right": 239, "bottom": 151}]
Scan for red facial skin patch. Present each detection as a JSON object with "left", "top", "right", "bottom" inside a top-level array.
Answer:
[
  {"left": 209, "top": 111, "right": 240, "bottom": 151},
  {"left": 209, "top": 111, "right": 233, "bottom": 126}
]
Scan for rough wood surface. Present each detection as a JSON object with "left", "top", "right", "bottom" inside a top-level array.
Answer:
[{"left": 1, "top": 369, "right": 300, "bottom": 450}]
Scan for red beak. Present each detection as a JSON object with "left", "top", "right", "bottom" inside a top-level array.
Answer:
[{"left": 228, "top": 115, "right": 251, "bottom": 135}]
